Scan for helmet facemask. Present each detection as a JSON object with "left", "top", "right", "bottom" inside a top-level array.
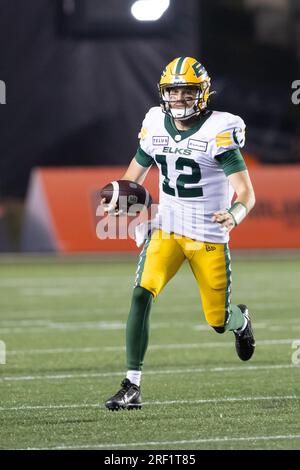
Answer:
[{"left": 159, "top": 82, "right": 210, "bottom": 120}]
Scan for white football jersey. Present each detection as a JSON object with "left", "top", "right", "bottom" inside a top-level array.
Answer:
[{"left": 137, "top": 107, "right": 246, "bottom": 243}]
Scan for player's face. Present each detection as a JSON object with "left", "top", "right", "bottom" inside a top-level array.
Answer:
[{"left": 169, "top": 86, "right": 198, "bottom": 109}]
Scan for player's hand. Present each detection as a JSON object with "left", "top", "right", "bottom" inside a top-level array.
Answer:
[
  {"left": 101, "top": 197, "right": 117, "bottom": 216},
  {"left": 212, "top": 210, "right": 235, "bottom": 232},
  {"left": 100, "top": 198, "right": 123, "bottom": 216}
]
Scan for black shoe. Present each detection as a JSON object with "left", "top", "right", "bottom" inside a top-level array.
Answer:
[
  {"left": 234, "top": 304, "right": 255, "bottom": 361},
  {"left": 105, "top": 378, "right": 142, "bottom": 411}
]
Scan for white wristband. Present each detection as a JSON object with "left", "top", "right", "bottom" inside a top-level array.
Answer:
[{"left": 227, "top": 202, "right": 247, "bottom": 226}]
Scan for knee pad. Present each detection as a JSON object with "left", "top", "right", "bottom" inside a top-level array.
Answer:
[{"left": 213, "top": 326, "right": 225, "bottom": 334}]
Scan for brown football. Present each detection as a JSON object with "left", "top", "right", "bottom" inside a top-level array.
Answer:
[{"left": 99, "top": 180, "right": 152, "bottom": 215}]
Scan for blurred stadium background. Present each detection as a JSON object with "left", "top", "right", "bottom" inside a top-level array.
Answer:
[
  {"left": 0, "top": 0, "right": 299, "bottom": 252},
  {"left": 0, "top": 0, "right": 300, "bottom": 451}
]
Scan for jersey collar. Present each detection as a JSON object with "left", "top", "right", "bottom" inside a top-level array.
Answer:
[{"left": 164, "top": 110, "right": 213, "bottom": 142}]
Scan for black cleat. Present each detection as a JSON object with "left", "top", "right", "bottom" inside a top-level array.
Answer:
[
  {"left": 234, "top": 304, "right": 255, "bottom": 361},
  {"left": 105, "top": 378, "right": 142, "bottom": 411}
]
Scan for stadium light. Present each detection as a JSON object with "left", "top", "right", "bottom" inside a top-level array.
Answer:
[{"left": 131, "top": 0, "right": 170, "bottom": 22}]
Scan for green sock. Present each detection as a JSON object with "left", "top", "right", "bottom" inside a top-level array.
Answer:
[
  {"left": 126, "top": 286, "right": 153, "bottom": 370},
  {"left": 224, "top": 304, "right": 245, "bottom": 332}
]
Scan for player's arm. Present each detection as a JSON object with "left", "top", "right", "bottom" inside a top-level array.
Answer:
[
  {"left": 212, "top": 169, "right": 255, "bottom": 232},
  {"left": 228, "top": 170, "right": 256, "bottom": 214},
  {"left": 101, "top": 155, "right": 152, "bottom": 211},
  {"left": 101, "top": 113, "right": 154, "bottom": 210},
  {"left": 120, "top": 157, "right": 151, "bottom": 185},
  {"left": 120, "top": 113, "right": 154, "bottom": 184}
]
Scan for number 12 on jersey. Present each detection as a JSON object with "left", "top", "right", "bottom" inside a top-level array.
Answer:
[{"left": 155, "top": 155, "right": 203, "bottom": 198}]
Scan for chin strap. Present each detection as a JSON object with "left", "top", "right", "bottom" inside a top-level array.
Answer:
[{"left": 170, "top": 110, "right": 197, "bottom": 120}]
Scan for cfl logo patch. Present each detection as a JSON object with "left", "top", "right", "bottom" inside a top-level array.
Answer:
[
  {"left": 291, "top": 80, "right": 300, "bottom": 105},
  {"left": 291, "top": 340, "right": 300, "bottom": 365},
  {"left": 0, "top": 80, "right": 6, "bottom": 104},
  {"left": 0, "top": 340, "right": 6, "bottom": 365}
]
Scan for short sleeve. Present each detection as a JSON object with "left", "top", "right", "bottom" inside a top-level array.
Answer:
[
  {"left": 135, "top": 146, "right": 153, "bottom": 168},
  {"left": 214, "top": 115, "right": 246, "bottom": 156},
  {"left": 215, "top": 149, "right": 247, "bottom": 176},
  {"left": 135, "top": 108, "right": 156, "bottom": 166}
]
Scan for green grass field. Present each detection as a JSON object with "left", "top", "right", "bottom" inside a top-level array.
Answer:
[{"left": 0, "top": 253, "right": 300, "bottom": 450}]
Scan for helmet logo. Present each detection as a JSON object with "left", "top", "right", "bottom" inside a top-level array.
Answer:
[{"left": 192, "top": 62, "right": 204, "bottom": 78}]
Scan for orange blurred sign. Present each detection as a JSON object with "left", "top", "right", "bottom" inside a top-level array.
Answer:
[
  {"left": 230, "top": 166, "right": 300, "bottom": 249},
  {"left": 22, "top": 166, "right": 300, "bottom": 251}
]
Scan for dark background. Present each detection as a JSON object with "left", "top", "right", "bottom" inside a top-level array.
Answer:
[{"left": 0, "top": 0, "right": 299, "bottom": 200}]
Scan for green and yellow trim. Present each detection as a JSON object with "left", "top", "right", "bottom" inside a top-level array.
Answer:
[
  {"left": 224, "top": 243, "right": 232, "bottom": 325},
  {"left": 134, "top": 237, "right": 151, "bottom": 287}
]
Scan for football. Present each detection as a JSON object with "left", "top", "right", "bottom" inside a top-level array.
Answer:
[{"left": 99, "top": 179, "right": 152, "bottom": 215}]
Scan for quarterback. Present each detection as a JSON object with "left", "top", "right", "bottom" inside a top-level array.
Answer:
[{"left": 104, "top": 57, "right": 256, "bottom": 410}]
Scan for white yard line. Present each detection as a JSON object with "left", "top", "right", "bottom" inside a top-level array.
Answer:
[
  {"left": 0, "top": 316, "right": 299, "bottom": 334},
  {"left": 0, "top": 305, "right": 299, "bottom": 321},
  {"left": 6, "top": 338, "right": 299, "bottom": 356},
  {"left": 0, "top": 276, "right": 128, "bottom": 287},
  {"left": 0, "top": 364, "right": 297, "bottom": 382},
  {"left": 24, "top": 434, "right": 300, "bottom": 450},
  {"left": 1, "top": 395, "right": 299, "bottom": 412},
  {"left": 0, "top": 321, "right": 192, "bottom": 334}
]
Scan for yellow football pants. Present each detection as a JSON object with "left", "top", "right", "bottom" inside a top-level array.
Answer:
[{"left": 134, "top": 230, "right": 231, "bottom": 328}]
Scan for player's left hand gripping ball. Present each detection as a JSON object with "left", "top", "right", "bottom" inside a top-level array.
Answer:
[{"left": 100, "top": 180, "right": 152, "bottom": 216}]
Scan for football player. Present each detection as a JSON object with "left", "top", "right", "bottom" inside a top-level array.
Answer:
[{"left": 104, "top": 57, "right": 256, "bottom": 410}]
